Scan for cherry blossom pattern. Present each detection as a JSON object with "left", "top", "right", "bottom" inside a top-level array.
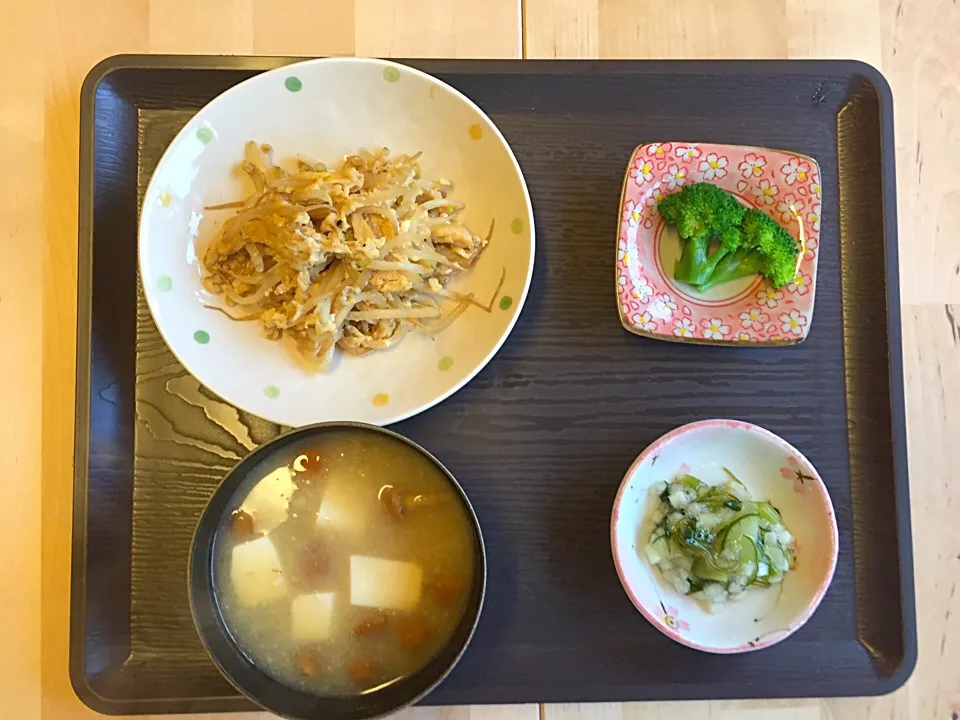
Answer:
[
  {"left": 663, "top": 164, "right": 688, "bottom": 191},
  {"left": 646, "top": 142, "right": 672, "bottom": 159},
  {"left": 739, "top": 307, "right": 769, "bottom": 330},
  {"left": 675, "top": 145, "right": 701, "bottom": 162},
  {"left": 632, "top": 156, "right": 655, "bottom": 185},
  {"left": 624, "top": 200, "right": 644, "bottom": 243},
  {"left": 738, "top": 152, "right": 766, "bottom": 179},
  {"left": 735, "top": 332, "right": 753, "bottom": 342},
  {"left": 698, "top": 152, "right": 729, "bottom": 180},
  {"left": 808, "top": 174, "right": 822, "bottom": 199},
  {"left": 662, "top": 605, "right": 690, "bottom": 632},
  {"left": 807, "top": 202, "right": 822, "bottom": 232},
  {"left": 780, "top": 456, "right": 814, "bottom": 494},
  {"left": 788, "top": 272, "right": 811, "bottom": 296},
  {"left": 702, "top": 318, "right": 729, "bottom": 340},
  {"left": 779, "top": 309, "right": 808, "bottom": 336},
  {"left": 673, "top": 318, "right": 696, "bottom": 338},
  {"left": 631, "top": 276, "right": 653, "bottom": 303},
  {"left": 804, "top": 235, "right": 819, "bottom": 261},
  {"left": 622, "top": 199, "right": 642, "bottom": 223},
  {"left": 645, "top": 184, "right": 668, "bottom": 212},
  {"left": 776, "top": 194, "right": 804, "bottom": 224},
  {"left": 651, "top": 292, "right": 678, "bottom": 319},
  {"left": 780, "top": 157, "right": 812, "bottom": 186},
  {"left": 618, "top": 239, "right": 629, "bottom": 263},
  {"left": 752, "top": 178, "right": 778, "bottom": 206},
  {"left": 633, "top": 312, "right": 657, "bottom": 332},
  {"left": 756, "top": 287, "right": 783, "bottom": 309}
]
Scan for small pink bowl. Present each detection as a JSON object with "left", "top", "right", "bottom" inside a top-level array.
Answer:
[{"left": 611, "top": 419, "right": 838, "bottom": 653}]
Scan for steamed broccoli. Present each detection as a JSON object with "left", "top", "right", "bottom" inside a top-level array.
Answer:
[
  {"left": 658, "top": 183, "right": 746, "bottom": 286},
  {"left": 695, "top": 208, "right": 799, "bottom": 292},
  {"left": 657, "top": 184, "right": 799, "bottom": 292}
]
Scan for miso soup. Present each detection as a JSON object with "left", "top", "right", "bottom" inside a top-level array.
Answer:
[{"left": 214, "top": 429, "right": 478, "bottom": 695}]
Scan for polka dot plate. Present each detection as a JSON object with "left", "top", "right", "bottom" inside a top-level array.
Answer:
[{"left": 139, "top": 58, "right": 535, "bottom": 427}]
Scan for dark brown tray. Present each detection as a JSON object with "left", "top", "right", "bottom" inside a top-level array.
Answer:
[{"left": 73, "top": 55, "right": 915, "bottom": 715}]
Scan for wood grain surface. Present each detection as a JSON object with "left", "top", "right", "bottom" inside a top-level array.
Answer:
[{"left": 1, "top": 1, "right": 956, "bottom": 720}]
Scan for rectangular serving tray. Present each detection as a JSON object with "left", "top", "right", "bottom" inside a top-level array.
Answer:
[{"left": 73, "top": 55, "right": 915, "bottom": 714}]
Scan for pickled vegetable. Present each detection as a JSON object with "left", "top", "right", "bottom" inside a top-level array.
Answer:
[{"left": 643, "top": 470, "right": 796, "bottom": 611}]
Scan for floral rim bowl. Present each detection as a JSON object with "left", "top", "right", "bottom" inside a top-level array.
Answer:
[
  {"left": 616, "top": 143, "right": 822, "bottom": 346},
  {"left": 610, "top": 419, "right": 838, "bottom": 653}
]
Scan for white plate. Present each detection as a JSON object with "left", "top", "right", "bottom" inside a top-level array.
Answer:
[
  {"left": 139, "top": 58, "right": 534, "bottom": 427},
  {"left": 611, "top": 419, "right": 838, "bottom": 653}
]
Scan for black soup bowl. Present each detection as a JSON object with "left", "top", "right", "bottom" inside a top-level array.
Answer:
[{"left": 188, "top": 421, "right": 486, "bottom": 720}]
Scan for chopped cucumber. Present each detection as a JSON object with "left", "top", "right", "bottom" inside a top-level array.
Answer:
[
  {"left": 644, "top": 536, "right": 669, "bottom": 565},
  {"left": 721, "top": 467, "right": 751, "bottom": 498},
  {"left": 698, "top": 511, "right": 724, "bottom": 529},
  {"left": 757, "top": 501, "right": 782, "bottom": 526},
  {"left": 738, "top": 540, "right": 759, "bottom": 583},
  {"left": 668, "top": 489, "right": 690, "bottom": 509},
  {"left": 721, "top": 515, "right": 759, "bottom": 585},
  {"left": 643, "top": 472, "right": 796, "bottom": 611},
  {"left": 692, "top": 557, "right": 729, "bottom": 583},
  {"left": 721, "top": 514, "right": 760, "bottom": 547}
]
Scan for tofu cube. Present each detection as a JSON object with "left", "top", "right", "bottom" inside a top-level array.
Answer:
[
  {"left": 315, "top": 478, "right": 372, "bottom": 536},
  {"left": 231, "top": 535, "right": 287, "bottom": 607},
  {"left": 291, "top": 592, "right": 336, "bottom": 643},
  {"left": 350, "top": 556, "right": 422, "bottom": 612},
  {"left": 240, "top": 467, "right": 295, "bottom": 534}
]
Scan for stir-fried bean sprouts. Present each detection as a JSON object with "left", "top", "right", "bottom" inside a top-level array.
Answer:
[{"left": 201, "top": 142, "right": 494, "bottom": 370}]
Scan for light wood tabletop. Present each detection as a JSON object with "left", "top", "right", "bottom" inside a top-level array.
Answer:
[{"left": 2, "top": 0, "right": 956, "bottom": 718}]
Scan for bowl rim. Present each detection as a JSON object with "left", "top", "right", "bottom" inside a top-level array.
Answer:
[
  {"left": 138, "top": 56, "right": 537, "bottom": 428},
  {"left": 610, "top": 418, "right": 839, "bottom": 654},
  {"left": 188, "top": 420, "right": 487, "bottom": 719}
]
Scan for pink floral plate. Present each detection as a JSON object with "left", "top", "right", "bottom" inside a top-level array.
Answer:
[
  {"left": 616, "top": 143, "right": 822, "bottom": 346},
  {"left": 610, "top": 419, "right": 838, "bottom": 654}
]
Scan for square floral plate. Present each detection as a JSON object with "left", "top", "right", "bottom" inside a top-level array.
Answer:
[{"left": 616, "top": 143, "right": 821, "bottom": 345}]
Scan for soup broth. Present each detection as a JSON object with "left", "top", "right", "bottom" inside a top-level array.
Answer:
[{"left": 214, "top": 429, "right": 477, "bottom": 695}]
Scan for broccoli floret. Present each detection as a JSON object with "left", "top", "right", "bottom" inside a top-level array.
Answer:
[
  {"left": 658, "top": 185, "right": 799, "bottom": 291},
  {"left": 658, "top": 183, "right": 746, "bottom": 285},
  {"left": 696, "top": 208, "right": 799, "bottom": 292}
]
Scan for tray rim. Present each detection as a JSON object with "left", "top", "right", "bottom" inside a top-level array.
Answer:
[{"left": 72, "top": 53, "right": 916, "bottom": 714}]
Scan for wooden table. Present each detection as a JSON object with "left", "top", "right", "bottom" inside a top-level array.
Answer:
[{"left": 3, "top": 0, "right": 956, "bottom": 718}]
